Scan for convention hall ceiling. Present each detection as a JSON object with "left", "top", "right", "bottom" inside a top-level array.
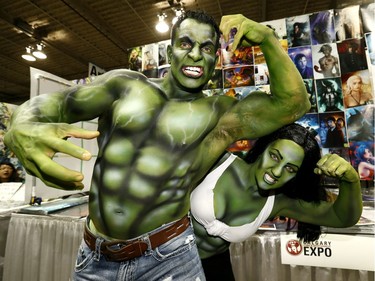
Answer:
[{"left": 0, "top": 0, "right": 372, "bottom": 104}]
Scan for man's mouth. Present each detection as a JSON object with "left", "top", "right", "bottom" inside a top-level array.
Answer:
[
  {"left": 264, "top": 172, "right": 277, "bottom": 185},
  {"left": 182, "top": 66, "right": 203, "bottom": 78}
]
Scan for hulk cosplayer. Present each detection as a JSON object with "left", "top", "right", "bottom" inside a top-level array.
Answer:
[{"left": 5, "top": 11, "right": 310, "bottom": 280}]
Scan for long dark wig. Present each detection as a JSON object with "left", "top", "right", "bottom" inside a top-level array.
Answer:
[{"left": 244, "top": 123, "right": 327, "bottom": 242}]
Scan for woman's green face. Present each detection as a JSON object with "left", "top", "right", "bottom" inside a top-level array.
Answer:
[{"left": 254, "top": 139, "right": 305, "bottom": 190}]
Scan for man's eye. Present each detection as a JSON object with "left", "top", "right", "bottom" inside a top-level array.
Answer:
[
  {"left": 180, "top": 42, "right": 191, "bottom": 49},
  {"left": 202, "top": 46, "right": 213, "bottom": 53}
]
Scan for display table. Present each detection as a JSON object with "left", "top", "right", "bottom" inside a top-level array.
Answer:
[
  {"left": 2, "top": 211, "right": 375, "bottom": 281},
  {"left": 3, "top": 211, "right": 86, "bottom": 281},
  {"left": 0, "top": 214, "right": 11, "bottom": 281}
]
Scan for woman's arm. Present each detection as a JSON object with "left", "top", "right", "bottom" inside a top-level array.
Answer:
[{"left": 277, "top": 154, "right": 362, "bottom": 228}]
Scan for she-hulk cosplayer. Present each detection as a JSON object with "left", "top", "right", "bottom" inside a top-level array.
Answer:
[
  {"left": 4, "top": 12, "right": 310, "bottom": 281},
  {"left": 192, "top": 123, "right": 362, "bottom": 280}
]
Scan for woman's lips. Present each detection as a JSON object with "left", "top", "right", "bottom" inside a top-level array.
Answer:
[{"left": 264, "top": 172, "right": 277, "bottom": 185}]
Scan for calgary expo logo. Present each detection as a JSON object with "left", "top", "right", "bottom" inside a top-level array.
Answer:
[
  {"left": 286, "top": 238, "right": 333, "bottom": 257},
  {"left": 286, "top": 239, "right": 303, "bottom": 255}
]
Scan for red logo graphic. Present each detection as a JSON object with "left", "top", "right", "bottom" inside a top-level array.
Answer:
[{"left": 286, "top": 240, "right": 303, "bottom": 255}]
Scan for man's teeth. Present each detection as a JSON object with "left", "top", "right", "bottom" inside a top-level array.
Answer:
[
  {"left": 186, "top": 66, "right": 200, "bottom": 72},
  {"left": 264, "top": 173, "right": 276, "bottom": 184},
  {"left": 184, "top": 66, "right": 202, "bottom": 77}
]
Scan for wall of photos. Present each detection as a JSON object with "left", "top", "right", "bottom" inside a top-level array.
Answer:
[{"left": 129, "top": 4, "right": 374, "bottom": 186}]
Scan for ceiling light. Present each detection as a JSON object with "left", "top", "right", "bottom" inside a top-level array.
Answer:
[
  {"left": 22, "top": 46, "right": 36, "bottom": 61},
  {"left": 172, "top": 7, "right": 184, "bottom": 25},
  {"left": 32, "top": 43, "right": 47, "bottom": 59},
  {"left": 156, "top": 13, "right": 169, "bottom": 33}
]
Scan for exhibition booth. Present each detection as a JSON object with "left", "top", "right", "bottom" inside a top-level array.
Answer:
[
  {"left": 0, "top": 200, "right": 374, "bottom": 281},
  {"left": 1, "top": 3, "right": 374, "bottom": 281}
]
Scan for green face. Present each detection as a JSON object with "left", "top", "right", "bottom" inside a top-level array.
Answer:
[
  {"left": 168, "top": 18, "right": 218, "bottom": 90},
  {"left": 254, "top": 139, "right": 304, "bottom": 190}
]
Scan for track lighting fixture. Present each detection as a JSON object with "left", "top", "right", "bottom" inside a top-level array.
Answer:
[
  {"left": 155, "top": 1, "right": 185, "bottom": 33},
  {"left": 32, "top": 43, "right": 47, "bottom": 59},
  {"left": 172, "top": 7, "right": 184, "bottom": 25},
  {"left": 21, "top": 43, "right": 47, "bottom": 61},
  {"left": 21, "top": 46, "right": 36, "bottom": 61},
  {"left": 156, "top": 13, "right": 169, "bottom": 33}
]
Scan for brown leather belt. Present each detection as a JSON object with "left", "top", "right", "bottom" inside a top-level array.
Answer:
[{"left": 84, "top": 215, "right": 190, "bottom": 262}]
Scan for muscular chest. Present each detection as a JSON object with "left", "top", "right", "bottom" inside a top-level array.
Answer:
[
  {"left": 154, "top": 101, "right": 219, "bottom": 147},
  {"left": 109, "top": 86, "right": 220, "bottom": 146},
  {"left": 110, "top": 82, "right": 165, "bottom": 132}
]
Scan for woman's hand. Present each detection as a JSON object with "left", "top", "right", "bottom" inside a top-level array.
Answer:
[{"left": 314, "top": 153, "right": 359, "bottom": 183}]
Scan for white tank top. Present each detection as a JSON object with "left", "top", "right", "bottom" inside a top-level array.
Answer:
[{"left": 191, "top": 154, "right": 275, "bottom": 243}]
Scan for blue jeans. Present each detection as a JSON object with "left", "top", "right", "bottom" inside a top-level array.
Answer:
[{"left": 72, "top": 219, "right": 206, "bottom": 281}]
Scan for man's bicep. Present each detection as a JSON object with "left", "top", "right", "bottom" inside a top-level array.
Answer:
[
  {"left": 61, "top": 84, "right": 116, "bottom": 123},
  {"left": 232, "top": 92, "right": 297, "bottom": 139}
]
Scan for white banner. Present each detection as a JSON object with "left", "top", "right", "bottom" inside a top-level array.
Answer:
[
  {"left": 280, "top": 233, "right": 375, "bottom": 271},
  {"left": 88, "top": 62, "right": 105, "bottom": 77},
  {"left": 0, "top": 182, "right": 25, "bottom": 202}
]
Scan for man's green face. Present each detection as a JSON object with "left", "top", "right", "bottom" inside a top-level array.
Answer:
[
  {"left": 254, "top": 139, "right": 304, "bottom": 190},
  {"left": 168, "top": 18, "right": 219, "bottom": 90}
]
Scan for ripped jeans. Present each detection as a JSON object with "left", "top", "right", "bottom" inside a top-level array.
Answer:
[{"left": 72, "top": 219, "right": 206, "bottom": 281}]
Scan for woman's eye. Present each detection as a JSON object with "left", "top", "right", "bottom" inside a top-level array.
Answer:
[
  {"left": 270, "top": 153, "right": 278, "bottom": 161},
  {"left": 285, "top": 166, "right": 297, "bottom": 173}
]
